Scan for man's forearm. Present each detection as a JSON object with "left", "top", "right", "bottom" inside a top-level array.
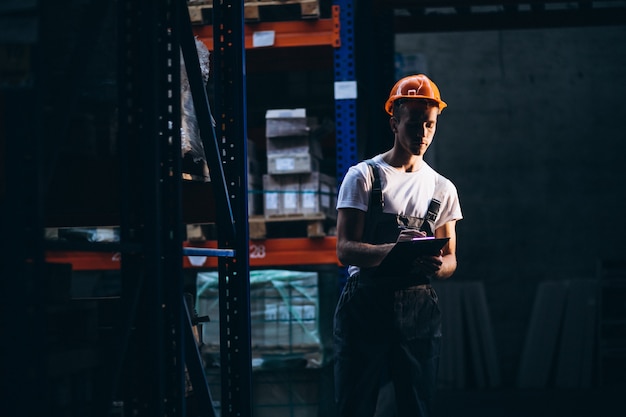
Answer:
[{"left": 337, "top": 240, "right": 395, "bottom": 268}]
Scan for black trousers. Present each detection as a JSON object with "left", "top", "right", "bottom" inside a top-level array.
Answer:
[{"left": 333, "top": 275, "right": 442, "bottom": 417}]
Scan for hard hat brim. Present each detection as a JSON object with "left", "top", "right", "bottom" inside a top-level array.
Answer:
[{"left": 384, "top": 96, "right": 448, "bottom": 115}]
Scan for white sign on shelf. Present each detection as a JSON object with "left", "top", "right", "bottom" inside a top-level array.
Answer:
[
  {"left": 252, "top": 31, "right": 275, "bottom": 48},
  {"left": 188, "top": 256, "right": 207, "bottom": 267},
  {"left": 334, "top": 80, "right": 358, "bottom": 100}
]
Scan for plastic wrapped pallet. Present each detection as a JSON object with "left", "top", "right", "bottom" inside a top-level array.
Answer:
[{"left": 196, "top": 269, "right": 322, "bottom": 366}]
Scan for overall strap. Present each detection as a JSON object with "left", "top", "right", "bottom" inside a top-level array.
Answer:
[
  {"left": 419, "top": 198, "right": 441, "bottom": 236},
  {"left": 365, "top": 159, "right": 383, "bottom": 213},
  {"left": 363, "top": 159, "right": 383, "bottom": 243}
]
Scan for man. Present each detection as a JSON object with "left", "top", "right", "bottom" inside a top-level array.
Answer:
[{"left": 333, "top": 74, "right": 463, "bottom": 417}]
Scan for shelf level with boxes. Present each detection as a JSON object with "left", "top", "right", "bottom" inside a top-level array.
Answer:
[
  {"left": 189, "top": 0, "right": 324, "bottom": 24},
  {"left": 191, "top": 3, "right": 340, "bottom": 49},
  {"left": 40, "top": 1, "right": 352, "bottom": 271}
]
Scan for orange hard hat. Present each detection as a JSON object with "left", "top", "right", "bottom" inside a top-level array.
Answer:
[{"left": 384, "top": 74, "right": 447, "bottom": 115}]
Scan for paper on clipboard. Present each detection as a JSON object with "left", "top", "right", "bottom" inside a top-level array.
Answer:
[{"left": 377, "top": 237, "right": 450, "bottom": 276}]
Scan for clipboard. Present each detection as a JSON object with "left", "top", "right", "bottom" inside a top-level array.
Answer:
[{"left": 376, "top": 237, "right": 450, "bottom": 276}]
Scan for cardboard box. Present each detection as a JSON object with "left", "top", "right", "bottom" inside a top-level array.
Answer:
[
  {"left": 299, "top": 172, "right": 337, "bottom": 219},
  {"left": 267, "top": 153, "right": 320, "bottom": 175},
  {"left": 263, "top": 174, "right": 282, "bottom": 217},
  {"left": 266, "top": 135, "right": 323, "bottom": 158},
  {"left": 248, "top": 187, "right": 262, "bottom": 216},
  {"left": 265, "top": 108, "right": 309, "bottom": 138},
  {"left": 280, "top": 175, "right": 300, "bottom": 215}
]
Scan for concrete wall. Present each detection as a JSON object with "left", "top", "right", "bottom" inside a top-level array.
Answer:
[{"left": 396, "top": 26, "right": 626, "bottom": 385}]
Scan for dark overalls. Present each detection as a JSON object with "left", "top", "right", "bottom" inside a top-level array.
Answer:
[{"left": 334, "top": 162, "right": 442, "bottom": 417}]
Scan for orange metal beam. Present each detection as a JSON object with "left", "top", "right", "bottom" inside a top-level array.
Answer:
[
  {"left": 193, "top": 5, "right": 340, "bottom": 50},
  {"left": 45, "top": 237, "right": 340, "bottom": 270},
  {"left": 183, "top": 237, "right": 340, "bottom": 268},
  {"left": 45, "top": 250, "right": 122, "bottom": 271}
]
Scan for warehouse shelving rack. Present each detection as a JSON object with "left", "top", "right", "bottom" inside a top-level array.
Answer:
[
  {"left": 1, "top": 1, "right": 246, "bottom": 416},
  {"left": 1, "top": 1, "right": 356, "bottom": 417},
  {"left": 192, "top": 0, "right": 358, "bottom": 181}
]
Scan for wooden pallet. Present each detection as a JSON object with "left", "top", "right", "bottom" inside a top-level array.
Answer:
[
  {"left": 188, "top": 2, "right": 212, "bottom": 25},
  {"left": 249, "top": 213, "right": 334, "bottom": 239},
  {"left": 245, "top": 0, "right": 320, "bottom": 22},
  {"left": 188, "top": 0, "right": 320, "bottom": 25}
]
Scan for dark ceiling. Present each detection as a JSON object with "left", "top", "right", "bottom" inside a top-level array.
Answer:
[{"left": 381, "top": 1, "right": 626, "bottom": 32}]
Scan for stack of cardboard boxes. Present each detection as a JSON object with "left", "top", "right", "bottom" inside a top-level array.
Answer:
[{"left": 262, "top": 108, "right": 336, "bottom": 220}]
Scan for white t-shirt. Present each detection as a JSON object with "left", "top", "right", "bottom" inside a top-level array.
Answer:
[{"left": 337, "top": 154, "right": 463, "bottom": 231}]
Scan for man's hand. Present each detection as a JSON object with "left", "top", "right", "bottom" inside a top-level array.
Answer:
[
  {"left": 412, "top": 251, "right": 444, "bottom": 275},
  {"left": 397, "top": 228, "right": 428, "bottom": 242}
]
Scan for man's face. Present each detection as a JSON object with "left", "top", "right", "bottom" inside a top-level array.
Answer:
[{"left": 391, "top": 101, "right": 439, "bottom": 156}]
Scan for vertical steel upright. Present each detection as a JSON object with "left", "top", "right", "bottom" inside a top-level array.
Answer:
[
  {"left": 211, "top": 1, "right": 253, "bottom": 417},
  {"left": 354, "top": 0, "right": 395, "bottom": 158},
  {"left": 334, "top": 0, "right": 358, "bottom": 182},
  {"left": 117, "top": 0, "right": 186, "bottom": 415}
]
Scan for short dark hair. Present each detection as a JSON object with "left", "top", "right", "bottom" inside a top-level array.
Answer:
[{"left": 392, "top": 98, "right": 438, "bottom": 118}]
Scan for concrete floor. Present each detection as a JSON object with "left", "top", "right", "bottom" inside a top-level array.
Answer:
[{"left": 432, "top": 387, "right": 625, "bottom": 417}]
